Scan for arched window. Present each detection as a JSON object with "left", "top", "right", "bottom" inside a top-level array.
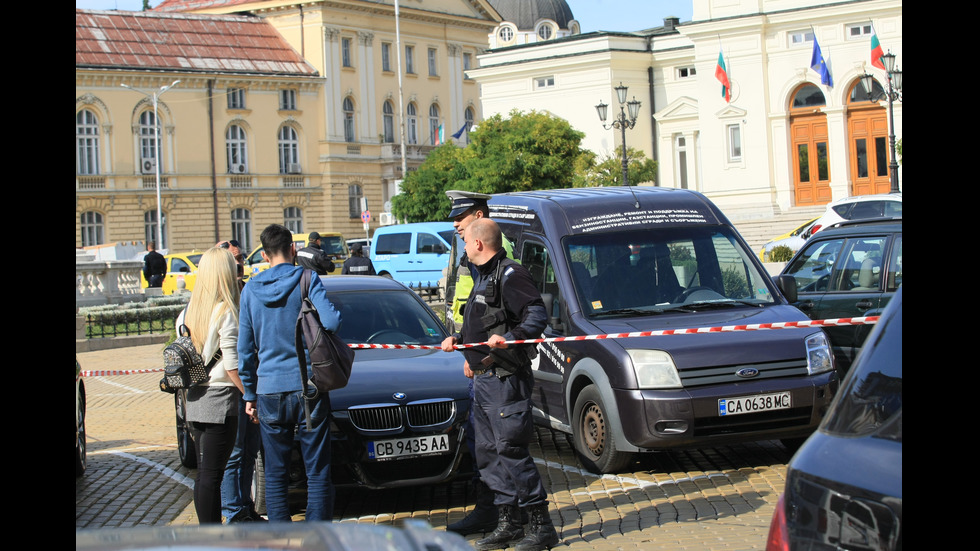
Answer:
[
  {"left": 348, "top": 184, "right": 363, "bottom": 218},
  {"left": 278, "top": 126, "right": 299, "bottom": 174},
  {"left": 138, "top": 110, "right": 159, "bottom": 166},
  {"left": 231, "top": 208, "right": 251, "bottom": 252},
  {"left": 498, "top": 26, "right": 513, "bottom": 43},
  {"left": 76, "top": 109, "right": 100, "bottom": 175},
  {"left": 429, "top": 103, "right": 440, "bottom": 145},
  {"left": 226, "top": 124, "right": 248, "bottom": 173},
  {"left": 343, "top": 97, "right": 356, "bottom": 143},
  {"left": 382, "top": 101, "right": 395, "bottom": 143},
  {"left": 407, "top": 103, "right": 418, "bottom": 145},
  {"left": 791, "top": 84, "right": 826, "bottom": 109},
  {"left": 537, "top": 24, "right": 553, "bottom": 41},
  {"left": 144, "top": 210, "right": 168, "bottom": 249},
  {"left": 284, "top": 206, "right": 303, "bottom": 234},
  {"left": 80, "top": 211, "right": 104, "bottom": 247}
]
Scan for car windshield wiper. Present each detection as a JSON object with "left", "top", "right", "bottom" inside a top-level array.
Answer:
[
  {"left": 591, "top": 307, "right": 661, "bottom": 318},
  {"left": 660, "top": 300, "right": 765, "bottom": 312}
]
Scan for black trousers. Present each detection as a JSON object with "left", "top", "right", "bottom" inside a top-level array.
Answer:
[{"left": 190, "top": 416, "right": 238, "bottom": 523}]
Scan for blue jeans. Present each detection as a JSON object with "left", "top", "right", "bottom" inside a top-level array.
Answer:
[
  {"left": 221, "top": 399, "right": 260, "bottom": 522},
  {"left": 256, "top": 391, "right": 333, "bottom": 522}
]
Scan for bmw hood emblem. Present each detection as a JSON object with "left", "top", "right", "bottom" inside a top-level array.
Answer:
[
  {"left": 393, "top": 392, "right": 407, "bottom": 400},
  {"left": 736, "top": 368, "right": 760, "bottom": 378}
]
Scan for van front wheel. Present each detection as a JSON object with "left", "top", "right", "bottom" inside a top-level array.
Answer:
[{"left": 572, "top": 385, "right": 634, "bottom": 474}]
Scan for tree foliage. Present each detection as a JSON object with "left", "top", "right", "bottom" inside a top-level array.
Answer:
[
  {"left": 391, "top": 110, "right": 587, "bottom": 221},
  {"left": 574, "top": 146, "right": 658, "bottom": 187}
]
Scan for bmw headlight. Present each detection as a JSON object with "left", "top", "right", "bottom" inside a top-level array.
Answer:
[
  {"left": 627, "top": 349, "right": 682, "bottom": 389},
  {"left": 805, "top": 331, "right": 834, "bottom": 374}
]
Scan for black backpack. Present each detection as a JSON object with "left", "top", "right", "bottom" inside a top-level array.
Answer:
[
  {"left": 295, "top": 269, "right": 353, "bottom": 396},
  {"left": 159, "top": 321, "right": 222, "bottom": 393}
]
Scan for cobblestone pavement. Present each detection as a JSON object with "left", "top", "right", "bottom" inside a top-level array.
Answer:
[{"left": 76, "top": 343, "right": 792, "bottom": 550}]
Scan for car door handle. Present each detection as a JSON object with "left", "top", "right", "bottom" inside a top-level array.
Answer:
[
  {"left": 797, "top": 301, "right": 814, "bottom": 312},
  {"left": 855, "top": 300, "right": 874, "bottom": 310}
]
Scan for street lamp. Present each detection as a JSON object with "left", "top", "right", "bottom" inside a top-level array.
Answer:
[
  {"left": 121, "top": 79, "right": 180, "bottom": 249},
  {"left": 860, "top": 53, "right": 902, "bottom": 193},
  {"left": 596, "top": 82, "right": 642, "bottom": 186}
]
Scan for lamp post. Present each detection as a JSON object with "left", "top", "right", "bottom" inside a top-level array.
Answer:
[
  {"left": 596, "top": 82, "right": 642, "bottom": 186},
  {"left": 860, "top": 53, "right": 902, "bottom": 193},
  {"left": 121, "top": 79, "right": 180, "bottom": 249}
]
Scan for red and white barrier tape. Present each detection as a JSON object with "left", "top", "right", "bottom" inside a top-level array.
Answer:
[{"left": 79, "top": 316, "right": 878, "bottom": 377}]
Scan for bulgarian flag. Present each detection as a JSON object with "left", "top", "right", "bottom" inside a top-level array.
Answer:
[
  {"left": 870, "top": 26, "right": 885, "bottom": 70},
  {"left": 715, "top": 50, "right": 731, "bottom": 103},
  {"left": 435, "top": 124, "right": 445, "bottom": 145}
]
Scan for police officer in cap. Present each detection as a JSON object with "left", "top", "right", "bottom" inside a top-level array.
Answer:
[
  {"left": 442, "top": 218, "right": 560, "bottom": 551},
  {"left": 296, "top": 232, "right": 336, "bottom": 275},
  {"left": 341, "top": 243, "right": 376, "bottom": 275}
]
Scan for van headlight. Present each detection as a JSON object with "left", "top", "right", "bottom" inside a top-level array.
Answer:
[
  {"left": 627, "top": 349, "right": 682, "bottom": 389},
  {"left": 805, "top": 331, "right": 834, "bottom": 374}
]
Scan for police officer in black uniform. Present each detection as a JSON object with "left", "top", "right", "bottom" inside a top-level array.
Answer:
[
  {"left": 441, "top": 218, "right": 560, "bottom": 551},
  {"left": 296, "top": 232, "right": 336, "bottom": 275},
  {"left": 341, "top": 243, "right": 376, "bottom": 275},
  {"left": 143, "top": 241, "right": 167, "bottom": 288}
]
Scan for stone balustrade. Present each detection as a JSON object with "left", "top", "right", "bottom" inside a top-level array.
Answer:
[{"left": 76, "top": 260, "right": 146, "bottom": 308}]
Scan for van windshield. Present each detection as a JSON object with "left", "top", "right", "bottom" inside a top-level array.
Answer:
[{"left": 564, "top": 226, "right": 775, "bottom": 318}]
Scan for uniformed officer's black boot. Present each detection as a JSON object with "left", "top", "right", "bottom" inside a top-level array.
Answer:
[
  {"left": 515, "top": 503, "right": 560, "bottom": 551},
  {"left": 475, "top": 504, "right": 524, "bottom": 551},
  {"left": 446, "top": 480, "right": 498, "bottom": 535}
]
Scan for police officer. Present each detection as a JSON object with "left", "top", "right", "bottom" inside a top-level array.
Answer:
[
  {"left": 296, "top": 232, "right": 336, "bottom": 275},
  {"left": 143, "top": 241, "right": 167, "bottom": 288},
  {"left": 441, "top": 219, "right": 560, "bottom": 551},
  {"left": 341, "top": 243, "right": 376, "bottom": 275},
  {"left": 444, "top": 190, "right": 519, "bottom": 537}
]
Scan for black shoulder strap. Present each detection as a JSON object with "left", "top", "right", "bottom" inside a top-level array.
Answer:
[{"left": 296, "top": 269, "right": 312, "bottom": 392}]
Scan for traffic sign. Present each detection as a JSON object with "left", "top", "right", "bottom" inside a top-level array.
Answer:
[{"left": 361, "top": 211, "right": 371, "bottom": 223}]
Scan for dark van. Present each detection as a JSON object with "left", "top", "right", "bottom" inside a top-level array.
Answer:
[{"left": 448, "top": 187, "right": 839, "bottom": 473}]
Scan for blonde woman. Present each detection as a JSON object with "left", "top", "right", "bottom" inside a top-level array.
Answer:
[{"left": 177, "top": 247, "right": 247, "bottom": 524}]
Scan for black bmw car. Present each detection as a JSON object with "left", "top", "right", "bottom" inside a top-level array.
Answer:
[
  {"left": 767, "top": 286, "right": 902, "bottom": 550},
  {"left": 175, "top": 275, "right": 472, "bottom": 491}
]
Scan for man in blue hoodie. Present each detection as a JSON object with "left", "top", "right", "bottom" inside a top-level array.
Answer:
[{"left": 238, "top": 224, "right": 342, "bottom": 522}]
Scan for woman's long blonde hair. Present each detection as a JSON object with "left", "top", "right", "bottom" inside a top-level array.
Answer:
[{"left": 185, "top": 247, "right": 240, "bottom": 352}]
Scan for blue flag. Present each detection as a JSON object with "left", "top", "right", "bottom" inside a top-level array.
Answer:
[
  {"left": 810, "top": 37, "right": 833, "bottom": 88},
  {"left": 451, "top": 123, "right": 468, "bottom": 140}
]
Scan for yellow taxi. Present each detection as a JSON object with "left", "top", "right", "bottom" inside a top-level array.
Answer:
[
  {"left": 242, "top": 232, "right": 348, "bottom": 281},
  {"left": 140, "top": 251, "right": 204, "bottom": 295}
]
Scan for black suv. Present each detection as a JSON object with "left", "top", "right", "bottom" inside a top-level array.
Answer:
[{"left": 779, "top": 218, "right": 902, "bottom": 374}]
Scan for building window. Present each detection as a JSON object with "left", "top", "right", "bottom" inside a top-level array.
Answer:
[
  {"left": 76, "top": 109, "right": 100, "bottom": 175},
  {"left": 675, "top": 135, "right": 689, "bottom": 189},
  {"left": 429, "top": 103, "right": 440, "bottom": 145},
  {"left": 227, "top": 88, "right": 245, "bottom": 109},
  {"left": 534, "top": 76, "right": 555, "bottom": 89},
  {"left": 342, "top": 37, "right": 353, "bottom": 67},
  {"left": 463, "top": 52, "right": 473, "bottom": 72},
  {"left": 139, "top": 110, "right": 159, "bottom": 165},
  {"left": 343, "top": 97, "right": 356, "bottom": 143},
  {"left": 537, "top": 24, "right": 553, "bottom": 41},
  {"left": 789, "top": 30, "right": 815, "bottom": 47},
  {"left": 848, "top": 24, "right": 873, "bottom": 39},
  {"left": 726, "top": 124, "right": 742, "bottom": 162},
  {"left": 405, "top": 45, "right": 415, "bottom": 74},
  {"left": 464, "top": 107, "right": 475, "bottom": 145},
  {"left": 80, "top": 211, "right": 104, "bottom": 247},
  {"left": 226, "top": 124, "right": 248, "bottom": 173},
  {"left": 383, "top": 100, "right": 395, "bottom": 143},
  {"left": 348, "top": 184, "right": 363, "bottom": 218},
  {"left": 231, "top": 208, "right": 251, "bottom": 252},
  {"left": 381, "top": 42, "right": 392, "bottom": 72},
  {"left": 144, "top": 210, "right": 167, "bottom": 249},
  {"left": 428, "top": 47, "right": 438, "bottom": 76},
  {"left": 407, "top": 103, "right": 418, "bottom": 145},
  {"left": 677, "top": 66, "right": 697, "bottom": 79},
  {"left": 280, "top": 89, "right": 297, "bottom": 111},
  {"left": 278, "top": 126, "right": 299, "bottom": 174},
  {"left": 499, "top": 26, "right": 513, "bottom": 43},
  {"left": 284, "top": 207, "right": 303, "bottom": 234}
]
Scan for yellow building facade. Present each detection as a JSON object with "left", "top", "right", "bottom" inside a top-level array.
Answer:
[{"left": 77, "top": 1, "right": 499, "bottom": 253}]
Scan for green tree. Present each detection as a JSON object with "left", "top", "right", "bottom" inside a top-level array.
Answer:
[
  {"left": 574, "top": 146, "right": 657, "bottom": 187},
  {"left": 460, "top": 109, "right": 586, "bottom": 193},
  {"left": 391, "top": 144, "right": 470, "bottom": 222}
]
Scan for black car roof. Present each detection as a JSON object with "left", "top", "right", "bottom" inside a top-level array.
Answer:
[{"left": 317, "top": 274, "right": 410, "bottom": 292}]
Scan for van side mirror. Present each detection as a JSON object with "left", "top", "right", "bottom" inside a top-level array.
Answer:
[
  {"left": 541, "top": 293, "right": 563, "bottom": 333},
  {"left": 773, "top": 275, "right": 797, "bottom": 303}
]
